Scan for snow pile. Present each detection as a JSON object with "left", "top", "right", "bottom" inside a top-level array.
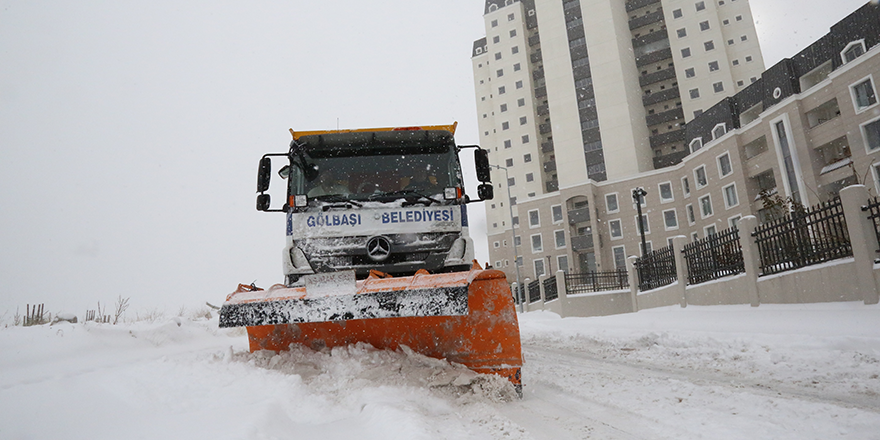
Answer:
[{"left": 1, "top": 302, "right": 879, "bottom": 439}]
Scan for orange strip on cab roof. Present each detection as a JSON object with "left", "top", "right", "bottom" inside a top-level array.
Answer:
[{"left": 290, "top": 122, "right": 457, "bottom": 140}]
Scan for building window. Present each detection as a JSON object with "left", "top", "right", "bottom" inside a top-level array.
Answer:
[
  {"left": 505, "top": 158, "right": 514, "bottom": 167},
  {"left": 555, "top": 230, "right": 566, "bottom": 248},
  {"left": 533, "top": 259, "right": 545, "bottom": 278},
  {"left": 520, "top": 116, "right": 527, "bottom": 125},
  {"left": 851, "top": 76, "right": 877, "bottom": 112},
  {"left": 717, "top": 151, "right": 733, "bottom": 176},
  {"left": 773, "top": 117, "right": 802, "bottom": 204},
  {"left": 510, "top": 29, "right": 517, "bottom": 38},
  {"left": 713, "top": 82, "right": 724, "bottom": 93},
  {"left": 491, "top": 19, "right": 498, "bottom": 27},
  {"left": 526, "top": 173, "right": 534, "bottom": 182},
  {"left": 699, "top": 21, "right": 710, "bottom": 31},
  {"left": 723, "top": 19, "right": 730, "bottom": 25},
  {"left": 507, "top": 177, "right": 515, "bottom": 187},
  {"left": 514, "top": 235, "right": 521, "bottom": 247},
  {"left": 517, "top": 97, "right": 525, "bottom": 106},
  {"left": 728, "top": 39, "right": 734, "bottom": 46},
  {"left": 677, "top": 28, "right": 687, "bottom": 38},
  {"left": 704, "top": 225, "right": 717, "bottom": 237},
  {"left": 524, "top": 153, "right": 532, "bottom": 162},
  {"left": 663, "top": 209, "right": 679, "bottom": 230},
  {"left": 723, "top": 183, "right": 739, "bottom": 208},
  {"left": 522, "top": 134, "right": 530, "bottom": 143},
  {"left": 699, "top": 194, "right": 713, "bottom": 218},
  {"left": 682, "top": 177, "right": 691, "bottom": 197},
  {"left": 500, "top": 104, "right": 507, "bottom": 112},
  {"left": 842, "top": 40, "right": 866, "bottom": 64},
  {"left": 712, "top": 123, "right": 727, "bottom": 139},
  {"left": 493, "top": 36, "right": 500, "bottom": 44},
  {"left": 735, "top": 14, "right": 742, "bottom": 21},
  {"left": 704, "top": 41, "right": 715, "bottom": 51},
  {"left": 552, "top": 205, "right": 563, "bottom": 223},
  {"left": 516, "top": 81, "right": 524, "bottom": 89},
  {"left": 514, "top": 63, "right": 521, "bottom": 71},
  {"left": 613, "top": 246, "right": 627, "bottom": 270},
  {"left": 740, "top": 35, "right": 748, "bottom": 41},
  {"left": 496, "top": 69, "right": 504, "bottom": 77},
  {"left": 862, "top": 118, "right": 880, "bottom": 152},
  {"left": 609, "top": 219, "right": 623, "bottom": 239},
  {"left": 504, "top": 139, "right": 512, "bottom": 149},
  {"left": 708, "top": 61, "right": 719, "bottom": 71},
  {"left": 732, "top": 59, "right": 740, "bottom": 66},
  {"left": 746, "top": 56, "right": 753, "bottom": 63},
  {"left": 695, "top": 1, "right": 706, "bottom": 11},
  {"left": 529, "top": 209, "right": 540, "bottom": 227},
  {"left": 659, "top": 182, "right": 674, "bottom": 202},
  {"left": 682, "top": 47, "right": 692, "bottom": 58},
  {"left": 558, "top": 255, "right": 569, "bottom": 273},
  {"left": 502, "top": 121, "right": 509, "bottom": 130},
  {"left": 728, "top": 215, "right": 741, "bottom": 228},
  {"left": 606, "top": 193, "right": 619, "bottom": 213},
  {"left": 673, "top": 8, "right": 683, "bottom": 18},
  {"left": 531, "top": 234, "right": 543, "bottom": 253},
  {"left": 512, "top": 46, "right": 519, "bottom": 54},
  {"left": 690, "top": 137, "right": 703, "bottom": 153},
  {"left": 495, "top": 52, "right": 502, "bottom": 60},
  {"left": 694, "top": 165, "right": 708, "bottom": 188},
  {"left": 508, "top": 12, "right": 515, "bottom": 21},
  {"left": 687, "top": 204, "right": 696, "bottom": 224},
  {"left": 689, "top": 88, "right": 700, "bottom": 99}
]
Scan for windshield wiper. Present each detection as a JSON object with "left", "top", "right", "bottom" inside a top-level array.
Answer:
[
  {"left": 380, "top": 189, "right": 442, "bottom": 206},
  {"left": 313, "top": 194, "right": 363, "bottom": 207}
]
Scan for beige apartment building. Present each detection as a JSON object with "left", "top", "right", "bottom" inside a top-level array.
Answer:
[{"left": 473, "top": 0, "right": 880, "bottom": 284}]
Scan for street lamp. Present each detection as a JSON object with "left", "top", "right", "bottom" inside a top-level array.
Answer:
[
  {"left": 632, "top": 187, "right": 648, "bottom": 256},
  {"left": 490, "top": 164, "right": 524, "bottom": 311}
]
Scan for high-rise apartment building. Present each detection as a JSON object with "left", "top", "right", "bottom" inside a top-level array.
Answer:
[
  {"left": 474, "top": 0, "right": 880, "bottom": 291},
  {"left": 472, "top": 0, "right": 763, "bottom": 281}
]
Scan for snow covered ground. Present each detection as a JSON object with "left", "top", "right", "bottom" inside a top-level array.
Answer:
[{"left": 1, "top": 302, "right": 879, "bottom": 439}]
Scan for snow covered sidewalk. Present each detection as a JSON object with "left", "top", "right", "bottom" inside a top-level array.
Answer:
[{"left": 0, "top": 302, "right": 878, "bottom": 439}]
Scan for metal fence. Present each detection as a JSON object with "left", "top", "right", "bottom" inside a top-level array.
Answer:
[
  {"left": 564, "top": 269, "right": 629, "bottom": 294},
  {"left": 634, "top": 244, "right": 677, "bottom": 291},
  {"left": 528, "top": 279, "right": 541, "bottom": 303},
  {"left": 543, "top": 276, "right": 558, "bottom": 302},
  {"left": 682, "top": 226, "right": 745, "bottom": 285},
  {"left": 752, "top": 197, "right": 851, "bottom": 276},
  {"left": 862, "top": 196, "right": 880, "bottom": 260},
  {"left": 513, "top": 284, "right": 525, "bottom": 304}
]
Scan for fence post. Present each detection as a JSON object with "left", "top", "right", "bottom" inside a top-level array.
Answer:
[
  {"left": 739, "top": 215, "right": 762, "bottom": 307},
  {"left": 555, "top": 270, "right": 567, "bottom": 317},
  {"left": 537, "top": 273, "right": 547, "bottom": 310},
  {"left": 840, "top": 185, "right": 880, "bottom": 305},
  {"left": 672, "top": 235, "right": 689, "bottom": 308},
  {"left": 626, "top": 256, "right": 639, "bottom": 312},
  {"left": 522, "top": 278, "right": 531, "bottom": 312}
]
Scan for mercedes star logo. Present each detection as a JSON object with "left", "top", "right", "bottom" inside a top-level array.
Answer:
[{"left": 366, "top": 236, "right": 392, "bottom": 262}]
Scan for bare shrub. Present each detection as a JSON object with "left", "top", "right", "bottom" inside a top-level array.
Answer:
[{"left": 113, "top": 296, "right": 130, "bottom": 325}]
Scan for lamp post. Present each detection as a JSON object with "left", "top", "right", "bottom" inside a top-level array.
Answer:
[
  {"left": 490, "top": 164, "right": 524, "bottom": 311},
  {"left": 632, "top": 187, "right": 648, "bottom": 256}
]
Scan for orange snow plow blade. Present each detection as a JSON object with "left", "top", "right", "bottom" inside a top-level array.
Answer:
[{"left": 219, "top": 264, "right": 522, "bottom": 391}]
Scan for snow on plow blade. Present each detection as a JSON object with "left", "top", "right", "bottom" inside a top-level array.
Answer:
[{"left": 219, "top": 265, "right": 523, "bottom": 391}]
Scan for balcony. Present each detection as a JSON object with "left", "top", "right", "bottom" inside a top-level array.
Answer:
[
  {"left": 543, "top": 160, "right": 557, "bottom": 172},
  {"left": 535, "top": 86, "right": 547, "bottom": 98},
  {"left": 539, "top": 123, "right": 552, "bottom": 134},
  {"left": 653, "top": 150, "right": 689, "bottom": 169},
  {"left": 638, "top": 66, "right": 676, "bottom": 87},
  {"left": 645, "top": 107, "right": 684, "bottom": 126},
  {"left": 625, "top": 0, "right": 660, "bottom": 12},
  {"left": 537, "top": 104, "right": 550, "bottom": 116},
  {"left": 530, "top": 50, "right": 543, "bottom": 63},
  {"left": 629, "top": 9, "right": 664, "bottom": 30},
  {"left": 649, "top": 128, "right": 686, "bottom": 148},
  {"left": 635, "top": 47, "right": 672, "bottom": 67},
  {"left": 631, "top": 30, "right": 668, "bottom": 49},
  {"left": 567, "top": 207, "right": 591, "bottom": 224},
  {"left": 528, "top": 35, "right": 541, "bottom": 46},
  {"left": 545, "top": 179, "right": 559, "bottom": 193},
  {"left": 642, "top": 86, "right": 680, "bottom": 106},
  {"left": 541, "top": 141, "right": 554, "bottom": 153},
  {"left": 533, "top": 68, "right": 545, "bottom": 81},
  {"left": 571, "top": 234, "right": 594, "bottom": 251}
]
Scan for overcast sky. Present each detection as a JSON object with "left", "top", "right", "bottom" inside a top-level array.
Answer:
[{"left": 0, "top": 0, "right": 871, "bottom": 317}]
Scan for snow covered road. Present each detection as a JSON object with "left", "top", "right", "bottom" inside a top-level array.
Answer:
[{"left": 1, "top": 303, "right": 878, "bottom": 439}]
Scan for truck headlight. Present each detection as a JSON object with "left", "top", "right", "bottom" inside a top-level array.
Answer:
[{"left": 444, "top": 237, "right": 467, "bottom": 264}]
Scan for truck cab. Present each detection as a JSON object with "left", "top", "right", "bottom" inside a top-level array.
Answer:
[{"left": 256, "top": 124, "right": 493, "bottom": 285}]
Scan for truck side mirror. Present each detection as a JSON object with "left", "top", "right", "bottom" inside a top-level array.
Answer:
[
  {"left": 478, "top": 183, "right": 494, "bottom": 201},
  {"left": 257, "top": 157, "right": 272, "bottom": 192},
  {"left": 474, "top": 149, "right": 491, "bottom": 183},
  {"left": 257, "top": 194, "right": 271, "bottom": 211}
]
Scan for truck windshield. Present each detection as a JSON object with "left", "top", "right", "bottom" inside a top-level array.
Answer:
[{"left": 288, "top": 139, "right": 463, "bottom": 204}]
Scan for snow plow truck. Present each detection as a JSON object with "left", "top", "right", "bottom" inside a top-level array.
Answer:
[{"left": 219, "top": 123, "right": 523, "bottom": 393}]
